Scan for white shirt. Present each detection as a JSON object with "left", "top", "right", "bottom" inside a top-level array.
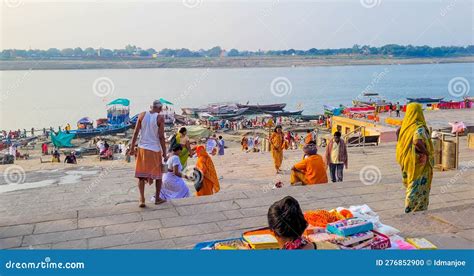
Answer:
[
  {"left": 9, "top": 146, "right": 16, "bottom": 156},
  {"left": 97, "top": 141, "right": 105, "bottom": 152},
  {"left": 138, "top": 111, "right": 162, "bottom": 152},
  {"left": 206, "top": 139, "right": 217, "bottom": 153}
]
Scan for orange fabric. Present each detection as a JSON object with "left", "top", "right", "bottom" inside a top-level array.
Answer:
[
  {"left": 270, "top": 132, "right": 284, "bottom": 170},
  {"left": 293, "top": 155, "right": 328, "bottom": 184},
  {"left": 135, "top": 147, "right": 162, "bottom": 182},
  {"left": 195, "top": 145, "right": 220, "bottom": 196},
  {"left": 241, "top": 137, "right": 248, "bottom": 150},
  {"left": 304, "top": 133, "right": 313, "bottom": 144},
  {"left": 304, "top": 210, "right": 339, "bottom": 227}
]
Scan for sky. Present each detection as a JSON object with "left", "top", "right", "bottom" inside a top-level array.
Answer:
[{"left": 0, "top": 0, "right": 473, "bottom": 51}]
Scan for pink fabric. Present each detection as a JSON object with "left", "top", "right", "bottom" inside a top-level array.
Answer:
[{"left": 449, "top": 122, "right": 466, "bottom": 134}]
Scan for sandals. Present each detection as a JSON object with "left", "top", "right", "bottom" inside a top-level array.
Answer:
[
  {"left": 154, "top": 198, "right": 166, "bottom": 205},
  {"left": 139, "top": 201, "right": 146, "bottom": 208}
]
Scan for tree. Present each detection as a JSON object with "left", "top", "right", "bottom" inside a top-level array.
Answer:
[
  {"left": 61, "top": 48, "right": 75, "bottom": 57},
  {"left": 228, "top": 48, "right": 240, "bottom": 57},
  {"left": 125, "top": 44, "right": 137, "bottom": 55},
  {"left": 99, "top": 48, "right": 113, "bottom": 57},
  {"left": 146, "top": 48, "right": 157, "bottom": 55},
  {"left": 46, "top": 48, "right": 61, "bottom": 57},
  {"left": 84, "top": 47, "right": 97, "bottom": 57},
  {"left": 73, "top": 47, "right": 83, "bottom": 56},
  {"left": 207, "top": 46, "right": 222, "bottom": 57}
]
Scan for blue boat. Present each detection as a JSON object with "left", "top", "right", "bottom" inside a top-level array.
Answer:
[
  {"left": 407, "top": 97, "right": 444, "bottom": 103},
  {"left": 71, "top": 98, "right": 132, "bottom": 139},
  {"left": 69, "top": 124, "right": 132, "bottom": 139}
]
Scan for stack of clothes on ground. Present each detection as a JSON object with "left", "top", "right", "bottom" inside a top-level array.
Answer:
[{"left": 195, "top": 205, "right": 437, "bottom": 250}]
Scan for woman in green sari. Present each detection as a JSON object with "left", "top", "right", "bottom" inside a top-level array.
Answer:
[
  {"left": 396, "top": 103, "right": 434, "bottom": 213},
  {"left": 176, "top": 127, "right": 192, "bottom": 168}
]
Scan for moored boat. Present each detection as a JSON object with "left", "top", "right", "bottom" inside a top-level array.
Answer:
[
  {"left": 198, "top": 107, "right": 249, "bottom": 120},
  {"left": 407, "top": 97, "right": 444, "bottom": 103},
  {"left": 236, "top": 103, "right": 286, "bottom": 113},
  {"left": 353, "top": 93, "right": 389, "bottom": 107},
  {"left": 264, "top": 110, "right": 303, "bottom": 116},
  {"left": 296, "top": 114, "right": 325, "bottom": 121},
  {"left": 71, "top": 98, "right": 132, "bottom": 139},
  {"left": 70, "top": 124, "right": 132, "bottom": 139}
]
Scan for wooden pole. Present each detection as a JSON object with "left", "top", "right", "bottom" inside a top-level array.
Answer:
[{"left": 456, "top": 131, "right": 459, "bottom": 170}]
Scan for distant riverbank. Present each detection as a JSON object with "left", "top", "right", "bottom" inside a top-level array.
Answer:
[{"left": 1, "top": 56, "right": 473, "bottom": 70}]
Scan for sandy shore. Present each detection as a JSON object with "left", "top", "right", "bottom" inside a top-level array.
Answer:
[{"left": 1, "top": 56, "right": 473, "bottom": 70}]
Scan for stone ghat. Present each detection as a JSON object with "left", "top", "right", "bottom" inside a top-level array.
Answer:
[{"left": 0, "top": 140, "right": 473, "bottom": 249}]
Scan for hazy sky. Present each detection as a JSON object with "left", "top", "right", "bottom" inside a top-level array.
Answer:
[{"left": 1, "top": 0, "right": 472, "bottom": 50}]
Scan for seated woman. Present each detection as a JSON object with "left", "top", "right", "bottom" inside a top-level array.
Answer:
[
  {"left": 195, "top": 145, "right": 220, "bottom": 196},
  {"left": 160, "top": 144, "right": 190, "bottom": 200},
  {"left": 64, "top": 151, "right": 77, "bottom": 164},
  {"left": 267, "top": 196, "right": 316, "bottom": 250},
  {"left": 52, "top": 150, "right": 61, "bottom": 163},
  {"left": 290, "top": 144, "right": 328, "bottom": 185}
]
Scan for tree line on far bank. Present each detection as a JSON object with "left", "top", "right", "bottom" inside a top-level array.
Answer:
[{"left": 1, "top": 44, "right": 473, "bottom": 60}]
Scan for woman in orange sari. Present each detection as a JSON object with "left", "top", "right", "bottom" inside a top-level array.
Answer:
[
  {"left": 241, "top": 135, "right": 248, "bottom": 151},
  {"left": 195, "top": 145, "right": 220, "bottom": 196},
  {"left": 270, "top": 125, "right": 285, "bottom": 174}
]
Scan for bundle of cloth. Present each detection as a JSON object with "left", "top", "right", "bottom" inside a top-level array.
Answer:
[{"left": 448, "top": 121, "right": 466, "bottom": 134}]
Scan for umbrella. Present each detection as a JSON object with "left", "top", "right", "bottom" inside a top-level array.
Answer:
[
  {"left": 159, "top": 98, "right": 173, "bottom": 105},
  {"left": 77, "top": 117, "right": 93, "bottom": 124},
  {"left": 107, "top": 98, "right": 130, "bottom": 106}
]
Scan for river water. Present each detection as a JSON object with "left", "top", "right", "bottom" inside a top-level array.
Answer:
[{"left": 0, "top": 62, "right": 472, "bottom": 130}]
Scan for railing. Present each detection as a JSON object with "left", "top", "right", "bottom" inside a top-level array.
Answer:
[{"left": 343, "top": 126, "right": 366, "bottom": 151}]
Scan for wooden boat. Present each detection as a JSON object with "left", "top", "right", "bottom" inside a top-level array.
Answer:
[
  {"left": 362, "top": 92, "right": 379, "bottom": 96},
  {"left": 198, "top": 108, "right": 249, "bottom": 120},
  {"left": 181, "top": 107, "right": 207, "bottom": 115},
  {"left": 183, "top": 103, "right": 242, "bottom": 116},
  {"left": 353, "top": 93, "right": 388, "bottom": 107},
  {"left": 264, "top": 110, "right": 303, "bottom": 117},
  {"left": 70, "top": 124, "right": 132, "bottom": 139},
  {"left": 296, "top": 115, "right": 324, "bottom": 121},
  {"left": 236, "top": 103, "right": 286, "bottom": 113},
  {"left": 407, "top": 97, "right": 444, "bottom": 103}
]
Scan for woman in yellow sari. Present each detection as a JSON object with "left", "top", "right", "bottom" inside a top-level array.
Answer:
[
  {"left": 270, "top": 125, "right": 285, "bottom": 174},
  {"left": 195, "top": 145, "right": 220, "bottom": 196},
  {"left": 396, "top": 103, "right": 434, "bottom": 213},
  {"left": 176, "top": 127, "right": 192, "bottom": 168}
]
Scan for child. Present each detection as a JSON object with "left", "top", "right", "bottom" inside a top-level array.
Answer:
[{"left": 267, "top": 196, "right": 317, "bottom": 250}]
